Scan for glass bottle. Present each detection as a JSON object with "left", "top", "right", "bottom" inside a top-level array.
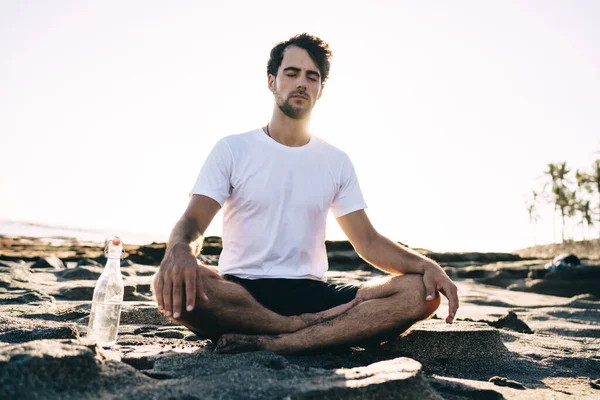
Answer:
[{"left": 87, "top": 237, "right": 124, "bottom": 348}]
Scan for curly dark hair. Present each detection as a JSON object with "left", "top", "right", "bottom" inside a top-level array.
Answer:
[{"left": 267, "top": 33, "right": 333, "bottom": 85}]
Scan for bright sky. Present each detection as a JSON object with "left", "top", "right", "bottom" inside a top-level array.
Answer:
[{"left": 1, "top": 1, "right": 599, "bottom": 252}]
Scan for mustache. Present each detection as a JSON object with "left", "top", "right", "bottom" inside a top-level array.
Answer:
[{"left": 289, "top": 90, "right": 309, "bottom": 99}]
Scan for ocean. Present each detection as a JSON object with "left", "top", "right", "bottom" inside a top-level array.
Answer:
[{"left": 0, "top": 219, "right": 166, "bottom": 245}]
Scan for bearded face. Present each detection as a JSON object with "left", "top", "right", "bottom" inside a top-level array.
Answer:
[
  {"left": 269, "top": 46, "right": 323, "bottom": 120},
  {"left": 274, "top": 83, "right": 314, "bottom": 119}
]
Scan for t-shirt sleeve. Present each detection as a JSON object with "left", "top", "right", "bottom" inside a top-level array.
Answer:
[
  {"left": 331, "top": 154, "right": 367, "bottom": 218},
  {"left": 188, "top": 138, "right": 233, "bottom": 206}
]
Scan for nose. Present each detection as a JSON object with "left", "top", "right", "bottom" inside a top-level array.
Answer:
[{"left": 296, "top": 76, "right": 308, "bottom": 91}]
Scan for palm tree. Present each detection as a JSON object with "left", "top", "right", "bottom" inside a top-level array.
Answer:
[
  {"left": 552, "top": 184, "right": 574, "bottom": 242},
  {"left": 525, "top": 190, "right": 541, "bottom": 245},
  {"left": 556, "top": 162, "right": 570, "bottom": 184},
  {"left": 555, "top": 162, "right": 575, "bottom": 242},
  {"left": 544, "top": 163, "right": 559, "bottom": 242},
  {"left": 576, "top": 200, "right": 593, "bottom": 240}
]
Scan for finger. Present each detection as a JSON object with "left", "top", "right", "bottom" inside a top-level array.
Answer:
[
  {"left": 172, "top": 280, "right": 183, "bottom": 318},
  {"left": 152, "top": 274, "right": 164, "bottom": 310},
  {"left": 441, "top": 282, "right": 459, "bottom": 323},
  {"left": 162, "top": 278, "right": 173, "bottom": 317},
  {"left": 423, "top": 276, "right": 437, "bottom": 301},
  {"left": 185, "top": 272, "right": 196, "bottom": 312}
]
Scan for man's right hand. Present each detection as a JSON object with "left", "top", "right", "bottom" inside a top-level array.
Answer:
[{"left": 152, "top": 243, "right": 209, "bottom": 319}]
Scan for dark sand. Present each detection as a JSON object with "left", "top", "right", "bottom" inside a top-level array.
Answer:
[{"left": 1, "top": 236, "right": 599, "bottom": 399}]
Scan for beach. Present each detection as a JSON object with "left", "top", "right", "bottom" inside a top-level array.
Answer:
[{"left": 1, "top": 235, "right": 599, "bottom": 399}]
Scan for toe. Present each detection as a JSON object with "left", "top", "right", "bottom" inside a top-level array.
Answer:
[{"left": 216, "top": 336, "right": 228, "bottom": 348}]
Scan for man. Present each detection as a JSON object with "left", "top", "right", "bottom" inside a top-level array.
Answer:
[{"left": 152, "top": 33, "right": 458, "bottom": 354}]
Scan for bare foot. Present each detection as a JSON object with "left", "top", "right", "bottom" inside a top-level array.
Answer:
[
  {"left": 297, "top": 297, "right": 362, "bottom": 328},
  {"left": 215, "top": 334, "right": 273, "bottom": 354}
]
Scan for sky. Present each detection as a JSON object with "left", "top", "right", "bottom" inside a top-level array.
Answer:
[{"left": 1, "top": 1, "right": 599, "bottom": 252}]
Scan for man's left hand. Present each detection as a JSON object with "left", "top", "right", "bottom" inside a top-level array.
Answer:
[{"left": 422, "top": 261, "right": 459, "bottom": 324}]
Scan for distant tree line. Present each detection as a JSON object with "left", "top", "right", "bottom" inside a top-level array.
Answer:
[{"left": 526, "top": 157, "right": 600, "bottom": 243}]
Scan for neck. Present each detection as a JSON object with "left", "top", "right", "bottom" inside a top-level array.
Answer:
[{"left": 266, "top": 108, "right": 311, "bottom": 147}]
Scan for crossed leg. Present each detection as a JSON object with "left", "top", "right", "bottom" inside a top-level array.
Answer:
[
  {"left": 215, "top": 273, "right": 441, "bottom": 354},
  {"left": 153, "top": 264, "right": 360, "bottom": 342}
]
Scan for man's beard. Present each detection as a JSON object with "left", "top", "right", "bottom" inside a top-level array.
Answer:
[{"left": 275, "top": 87, "right": 312, "bottom": 120}]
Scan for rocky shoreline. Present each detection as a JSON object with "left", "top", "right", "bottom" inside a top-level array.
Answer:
[{"left": 1, "top": 235, "right": 599, "bottom": 399}]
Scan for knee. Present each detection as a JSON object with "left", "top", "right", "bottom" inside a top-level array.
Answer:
[
  {"left": 391, "top": 274, "right": 440, "bottom": 320},
  {"left": 422, "top": 291, "right": 441, "bottom": 319}
]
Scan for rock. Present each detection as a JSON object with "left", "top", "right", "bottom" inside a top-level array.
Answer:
[
  {"left": 545, "top": 253, "right": 581, "bottom": 270},
  {"left": 425, "top": 252, "right": 522, "bottom": 264},
  {"left": 121, "top": 355, "right": 155, "bottom": 370},
  {"left": 488, "top": 311, "right": 533, "bottom": 334},
  {"left": 328, "top": 251, "right": 364, "bottom": 266},
  {"left": 58, "top": 284, "right": 137, "bottom": 300},
  {"left": 132, "top": 326, "right": 157, "bottom": 335},
  {"left": 154, "top": 330, "right": 185, "bottom": 339},
  {"left": 0, "top": 340, "right": 443, "bottom": 399},
  {"left": 129, "top": 293, "right": 154, "bottom": 301},
  {"left": 57, "top": 265, "right": 103, "bottom": 280},
  {"left": 31, "top": 256, "right": 65, "bottom": 270},
  {"left": 7, "top": 264, "right": 35, "bottom": 285},
  {"left": 0, "top": 340, "right": 102, "bottom": 397},
  {"left": 381, "top": 321, "right": 510, "bottom": 369},
  {"left": 554, "top": 253, "right": 581, "bottom": 265},
  {"left": 118, "top": 304, "right": 174, "bottom": 326},
  {"left": 126, "top": 243, "right": 167, "bottom": 265},
  {"left": 508, "top": 278, "right": 600, "bottom": 298},
  {"left": 325, "top": 240, "right": 356, "bottom": 252},
  {"left": 488, "top": 376, "right": 526, "bottom": 389},
  {"left": 74, "top": 303, "right": 171, "bottom": 326},
  {"left": 479, "top": 271, "right": 523, "bottom": 288},
  {"left": 24, "top": 304, "right": 90, "bottom": 322},
  {"left": 0, "top": 339, "right": 150, "bottom": 399},
  {"left": 0, "top": 315, "right": 79, "bottom": 343},
  {"left": 198, "top": 254, "right": 219, "bottom": 266},
  {"left": 0, "top": 288, "right": 55, "bottom": 305},
  {"left": 453, "top": 267, "right": 489, "bottom": 279},
  {"left": 527, "top": 268, "right": 547, "bottom": 279},
  {"left": 136, "top": 283, "right": 152, "bottom": 292},
  {"left": 545, "top": 265, "right": 600, "bottom": 281},
  {"left": 132, "top": 264, "right": 158, "bottom": 277},
  {"left": 201, "top": 237, "right": 223, "bottom": 256},
  {"left": 0, "top": 275, "right": 11, "bottom": 289},
  {"left": 77, "top": 258, "right": 102, "bottom": 267},
  {"left": 134, "top": 351, "right": 441, "bottom": 399},
  {"left": 569, "top": 294, "right": 600, "bottom": 303},
  {"left": 429, "top": 378, "right": 503, "bottom": 399},
  {"left": 121, "top": 259, "right": 134, "bottom": 267}
]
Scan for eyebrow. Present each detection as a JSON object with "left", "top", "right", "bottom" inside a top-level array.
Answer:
[{"left": 283, "top": 66, "right": 321, "bottom": 79}]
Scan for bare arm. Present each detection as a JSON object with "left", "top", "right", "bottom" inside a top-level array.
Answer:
[
  {"left": 153, "top": 194, "right": 221, "bottom": 318},
  {"left": 337, "top": 209, "right": 459, "bottom": 323},
  {"left": 166, "top": 194, "right": 221, "bottom": 254},
  {"left": 335, "top": 210, "right": 431, "bottom": 274}
]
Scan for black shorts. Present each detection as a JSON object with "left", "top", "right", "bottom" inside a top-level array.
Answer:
[{"left": 223, "top": 275, "right": 359, "bottom": 316}]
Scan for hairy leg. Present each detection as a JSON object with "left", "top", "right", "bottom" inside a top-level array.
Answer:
[
  {"left": 216, "top": 274, "right": 441, "bottom": 354},
  {"left": 152, "top": 264, "right": 359, "bottom": 342}
]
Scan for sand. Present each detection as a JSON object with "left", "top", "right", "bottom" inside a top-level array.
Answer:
[{"left": 1, "top": 236, "right": 599, "bottom": 399}]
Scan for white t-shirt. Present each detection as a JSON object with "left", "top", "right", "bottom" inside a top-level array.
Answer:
[{"left": 189, "top": 128, "right": 367, "bottom": 281}]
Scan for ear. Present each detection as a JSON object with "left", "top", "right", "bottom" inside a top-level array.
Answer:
[{"left": 268, "top": 74, "right": 276, "bottom": 94}]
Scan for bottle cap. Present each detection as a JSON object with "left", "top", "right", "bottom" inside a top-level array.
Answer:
[{"left": 105, "top": 236, "right": 124, "bottom": 259}]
